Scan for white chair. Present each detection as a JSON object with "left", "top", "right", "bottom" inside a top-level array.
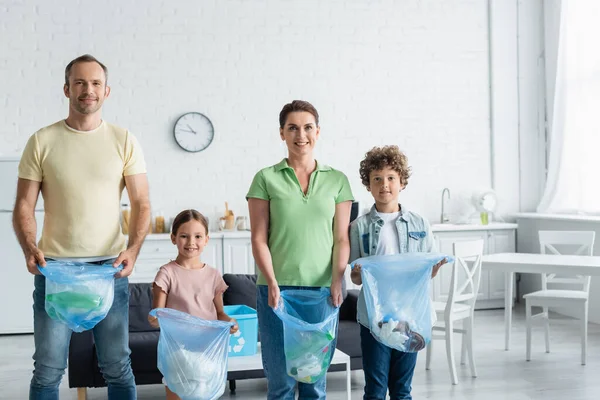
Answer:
[
  {"left": 425, "top": 239, "right": 484, "bottom": 385},
  {"left": 524, "top": 230, "right": 595, "bottom": 365}
]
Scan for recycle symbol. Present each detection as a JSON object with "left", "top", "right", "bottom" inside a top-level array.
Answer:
[{"left": 228, "top": 330, "right": 246, "bottom": 353}]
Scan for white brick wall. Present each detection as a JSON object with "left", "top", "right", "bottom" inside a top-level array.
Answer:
[{"left": 1, "top": 0, "right": 498, "bottom": 226}]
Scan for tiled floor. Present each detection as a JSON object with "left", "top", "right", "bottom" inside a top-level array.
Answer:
[{"left": 2, "top": 305, "right": 599, "bottom": 399}]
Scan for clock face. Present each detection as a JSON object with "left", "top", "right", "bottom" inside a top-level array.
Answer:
[{"left": 173, "top": 112, "right": 214, "bottom": 152}]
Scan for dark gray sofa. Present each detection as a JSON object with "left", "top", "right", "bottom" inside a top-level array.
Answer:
[{"left": 68, "top": 275, "right": 363, "bottom": 394}]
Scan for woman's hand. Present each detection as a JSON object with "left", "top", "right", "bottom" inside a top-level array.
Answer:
[
  {"left": 268, "top": 282, "right": 281, "bottom": 309},
  {"left": 229, "top": 318, "right": 239, "bottom": 334},
  {"left": 330, "top": 279, "right": 343, "bottom": 307}
]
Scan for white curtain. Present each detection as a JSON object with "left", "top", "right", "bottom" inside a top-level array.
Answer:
[{"left": 537, "top": 0, "right": 600, "bottom": 214}]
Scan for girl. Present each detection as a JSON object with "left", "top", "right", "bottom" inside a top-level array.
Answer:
[{"left": 148, "top": 209, "right": 238, "bottom": 400}]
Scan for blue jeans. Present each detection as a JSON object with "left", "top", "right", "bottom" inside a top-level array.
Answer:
[
  {"left": 360, "top": 324, "right": 418, "bottom": 400},
  {"left": 257, "top": 285, "right": 336, "bottom": 400},
  {"left": 30, "top": 264, "right": 136, "bottom": 400}
]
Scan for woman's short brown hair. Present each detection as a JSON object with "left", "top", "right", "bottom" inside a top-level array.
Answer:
[
  {"left": 359, "top": 145, "right": 412, "bottom": 188},
  {"left": 279, "top": 100, "right": 319, "bottom": 128},
  {"left": 171, "top": 209, "right": 209, "bottom": 236}
]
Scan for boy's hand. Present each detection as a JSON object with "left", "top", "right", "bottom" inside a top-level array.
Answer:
[
  {"left": 148, "top": 315, "right": 159, "bottom": 328},
  {"left": 229, "top": 318, "right": 239, "bottom": 334},
  {"left": 432, "top": 258, "right": 448, "bottom": 278},
  {"left": 350, "top": 264, "right": 362, "bottom": 285}
]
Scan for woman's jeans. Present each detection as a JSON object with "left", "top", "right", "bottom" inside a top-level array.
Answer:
[
  {"left": 29, "top": 262, "right": 136, "bottom": 400},
  {"left": 257, "top": 284, "right": 337, "bottom": 400}
]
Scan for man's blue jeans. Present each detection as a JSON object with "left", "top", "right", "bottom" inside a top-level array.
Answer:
[
  {"left": 257, "top": 285, "right": 336, "bottom": 400},
  {"left": 360, "top": 324, "right": 418, "bottom": 400},
  {"left": 29, "top": 265, "right": 136, "bottom": 400}
]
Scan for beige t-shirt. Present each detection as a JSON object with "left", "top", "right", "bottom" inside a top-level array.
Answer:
[
  {"left": 154, "top": 261, "right": 228, "bottom": 320},
  {"left": 18, "top": 120, "right": 146, "bottom": 258}
]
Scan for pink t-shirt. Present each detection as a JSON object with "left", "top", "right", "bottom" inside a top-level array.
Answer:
[{"left": 153, "top": 261, "right": 228, "bottom": 320}]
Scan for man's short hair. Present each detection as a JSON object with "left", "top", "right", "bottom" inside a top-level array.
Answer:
[{"left": 64, "top": 54, "right": 108, "bottom": 87}]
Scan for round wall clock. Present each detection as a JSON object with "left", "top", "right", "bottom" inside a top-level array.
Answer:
[{"left": 173, "top": 112, "right": 214, "bottom": 152}]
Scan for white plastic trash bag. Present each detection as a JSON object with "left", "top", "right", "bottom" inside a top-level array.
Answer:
[{"left": 149, "top": 308, "right": 233, "bottom": 400}]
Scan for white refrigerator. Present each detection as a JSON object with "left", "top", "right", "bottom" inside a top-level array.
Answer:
[{"left": 0, "top": 157, "right": 43, "bottom": 334}]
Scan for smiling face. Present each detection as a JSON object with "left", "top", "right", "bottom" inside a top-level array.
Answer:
[
  {"left": 63, "top": 61, "right": 110, "bottom": 116},
  {"left": 171, "top": 219, "right": 209, "bottom": 260},
  {"left": 368, "top": 167, "right": 404, "bottom": 209},
  {"left": 280, "top": 111, "right": 320, "bottom": 158}
]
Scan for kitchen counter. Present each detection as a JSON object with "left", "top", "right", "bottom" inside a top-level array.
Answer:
[
  {"left": 143, "top": 225, "right": 519, "bottom": 238},
  {"left": 140, "top": 230, "right": 251, "bottom": 240},
  {"left": 430, "top": 222, "right": 518, "bottom": 232}
]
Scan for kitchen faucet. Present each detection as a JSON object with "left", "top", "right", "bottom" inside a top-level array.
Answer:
[{"left": 441, "top": 188, "right": 451, "bottom": 224}]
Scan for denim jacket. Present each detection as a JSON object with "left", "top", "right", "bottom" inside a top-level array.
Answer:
[{"left": 349, "top": 204, "right": 436, "bottom": 329}]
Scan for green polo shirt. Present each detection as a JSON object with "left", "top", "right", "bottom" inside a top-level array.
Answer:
[{"left": 247, "top": 158, "right": 354, "bottom": 287}]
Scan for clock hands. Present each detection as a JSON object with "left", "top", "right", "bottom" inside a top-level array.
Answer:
[
  {"left": 186, "top": 124, "right": 197, "bottom": 134},
  {"left": 178, "top": 127, "right": 196, "bottom": 135}
]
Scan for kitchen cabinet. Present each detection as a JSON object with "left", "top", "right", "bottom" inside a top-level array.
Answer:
[
  {"left": 131, "top": 231, "right": 252, "bottom": 283},
  {"left": 431, "top": 223, "right": 517, "bottom": 310}
]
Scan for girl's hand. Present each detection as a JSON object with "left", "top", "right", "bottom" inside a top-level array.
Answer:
[
  {"left": 148, "top": 315, "right": 159, "bottom": 328},
  {"left": 268, "top": 282, "right": 280, "bottom": 309},
  {"left": 229, "top": 318, "right": 239, "bottom": 334}
]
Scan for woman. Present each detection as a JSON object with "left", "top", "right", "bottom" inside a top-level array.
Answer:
[{"left": 247, "top": 100, "right": 354, "bottom": 399}]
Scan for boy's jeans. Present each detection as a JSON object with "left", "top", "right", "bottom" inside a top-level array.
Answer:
[
  {"left": 29, "top": 265, "right": 136, "bottom": 400},
  {"left": 257, "top": 285, "right": 336, "bottom": 400},
  {"left": 360, "top": 324, "right": 418, "bottom": 400}
]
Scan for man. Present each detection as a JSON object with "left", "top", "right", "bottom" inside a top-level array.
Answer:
[{"left": 13, "top": 54, "right": 151, "bottom": 399}]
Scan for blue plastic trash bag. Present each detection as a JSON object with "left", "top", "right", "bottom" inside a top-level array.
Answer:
[
  {"left": 351, "top": 253, "right": 454, "bottom": 352},
  {"left": 38, "top": 260, "right": 122, "bottom": 332},
  {"left": 149, "top": 308, "right": 233, "bottom": 400},
  {"left": 273, "top": 288, "right": 339, "bottom": 383}
]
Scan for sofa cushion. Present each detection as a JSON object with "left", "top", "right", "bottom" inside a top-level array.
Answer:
[
  {"left": 129, "top": 283, "right": 158, "bottom": 333},
  {"left": 336, "top": 320, "right": 362, "bottom": 359},
  {"left": 339, "top": 289, "right": 358, "bottom": 322},
  {"left": 223, "top": 274, "right": 258, "bottom": 308},
  {"left": 129, "top": 331, "right": 160, "bottom": 373}
]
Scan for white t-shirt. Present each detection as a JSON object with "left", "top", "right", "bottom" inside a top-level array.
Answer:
[{"left": 375, "top": 211, "right": 401, "bottom": 255}]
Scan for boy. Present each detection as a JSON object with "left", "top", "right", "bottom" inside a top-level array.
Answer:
[{"left": 350, "top": 145, "right": 445, "bottom": 400}]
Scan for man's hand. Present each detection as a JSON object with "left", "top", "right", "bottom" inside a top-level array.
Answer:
[
  {"left": 432, "top": 258, "right": 448, "bottom": 278},
  {"left": 25, "top": 246, "right": 46, "bottom": 275},
  {"left": 330, "top": 279, "right": 343, "bottom": 308},
  {"left": 113, "top": 248, "right": 138, "bottom": 278}
]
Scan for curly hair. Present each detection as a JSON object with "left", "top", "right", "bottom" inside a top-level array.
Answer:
[{"left": 359, "top": 145, "right": 412, "bottom": 188}]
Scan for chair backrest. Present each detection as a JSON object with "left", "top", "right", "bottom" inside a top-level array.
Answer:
[
  {"left": 445, "top": 239, "right": 485, "bottom": 314},
  {"left": 538, "top": 230, "right": 595, "bottom": 292}
]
